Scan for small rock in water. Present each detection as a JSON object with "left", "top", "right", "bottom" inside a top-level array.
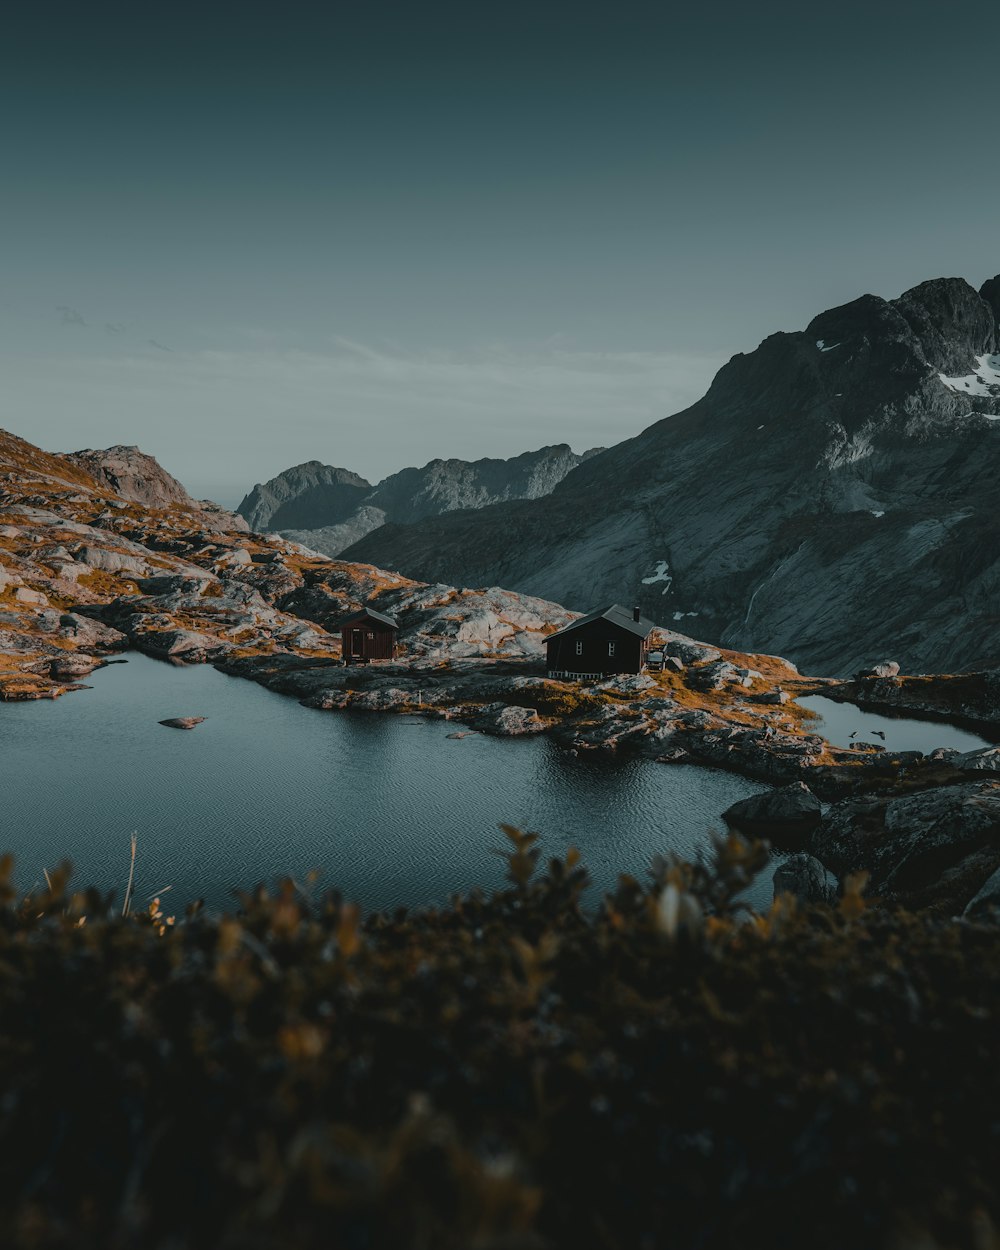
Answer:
[{"left": 158, "top": 716, "right": 206, "bottom": 730}]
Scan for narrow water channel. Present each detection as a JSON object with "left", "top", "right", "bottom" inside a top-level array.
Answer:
[{"left": 796, "top": 694, "right": 995, "bottom": 754}]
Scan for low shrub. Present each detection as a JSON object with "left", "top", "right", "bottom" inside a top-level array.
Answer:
[{"left": 0, "top": 836, "right": 997, "bottom": 1249}]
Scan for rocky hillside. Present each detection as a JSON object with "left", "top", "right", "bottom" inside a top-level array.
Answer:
[
  {"left": 238, "top": 444, "right": 603, "bottom": 556},
  {"left": 66, "top": 444, "right": 249, "bottom": 529},
  {"left": 344, "top": 275, "right": 1000, "bottom": 677}
]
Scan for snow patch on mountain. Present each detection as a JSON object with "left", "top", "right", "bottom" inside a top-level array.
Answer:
[
  {"left": 939, "top": 354, "right": 1000, "bottom": 398},
  {"left": 641, "top": 560, "right": 673, "bottom": 594}
]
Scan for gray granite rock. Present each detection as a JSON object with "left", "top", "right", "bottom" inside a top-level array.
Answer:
[
  {"left": 722, "top": 782, "right": 823, "bottom": 843},
  {"left": 773, "top": 854, "right": 836, "bottom": 905}
]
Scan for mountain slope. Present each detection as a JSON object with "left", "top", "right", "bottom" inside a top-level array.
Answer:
[
  {"left": 239, "top": 444, "right": 602, "bottom": 556},
  {"left": 343, "top": 276, "right": 1000, "bottom": 676},
  {"left": 237, "top": 461, "right": 372, "bottom": 531}
]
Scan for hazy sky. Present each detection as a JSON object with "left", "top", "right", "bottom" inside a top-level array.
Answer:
[{"left": 2, "top": 0, "right": 997, "bottom": 504}]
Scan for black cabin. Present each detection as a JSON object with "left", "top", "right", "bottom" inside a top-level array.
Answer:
[
  {"left": 545, "top": 604, "right": 655, "bottom": 679},
  {"left": 340, "top": 607, "right": 399, "bottom": 664}
]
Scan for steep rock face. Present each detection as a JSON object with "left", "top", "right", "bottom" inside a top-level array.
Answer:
[
  {"left": 343, "top": 275, "right": 1000, "bottom": 677},
  {"left": 238, "top": 445, "right": 602, "bottom": 557},
  {"left": 237, "top": 462, "right": 372, "bottom": 531},
  {"left": 363, "top": 444, "right": 604, "bottom": 525}
]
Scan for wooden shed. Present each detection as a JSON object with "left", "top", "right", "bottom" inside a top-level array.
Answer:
[
  {"left": 545, "top": 604, "right": 655, "bottom": 679},
  {"left": 340, "top": 606, "right": 399, "bottom": 664}
]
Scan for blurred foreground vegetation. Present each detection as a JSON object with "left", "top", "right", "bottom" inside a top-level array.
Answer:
[{"left": 0, "top": 832, "right": 998, "bottom": 1250}]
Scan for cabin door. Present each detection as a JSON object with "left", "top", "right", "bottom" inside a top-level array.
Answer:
[{"left": 350, "top": 628, "right": 364, "bottom": 658}]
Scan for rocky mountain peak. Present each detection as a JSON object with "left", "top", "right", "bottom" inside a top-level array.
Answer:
[
  {"left": 237, "top": 463, "right": 373, "bottom": 531},
  {"left": 979, "top": 274, "right": 1000, "bottom": 329},
  {"left": 239, "top": 444, "right": 602, "bottom": 556},
  {"left": 65, "top": 445, "right": 197, "bottom": 509},
  {"left": 890, "top": 276, "right": 996, "bottom": 374},
  {"left": 63, "top": 444, "right": 250, "bottom": 531}
]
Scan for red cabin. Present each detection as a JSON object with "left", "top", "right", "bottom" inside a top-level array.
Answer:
[{"left": 340, "top": 607, "right": 399, "bottom": 664}]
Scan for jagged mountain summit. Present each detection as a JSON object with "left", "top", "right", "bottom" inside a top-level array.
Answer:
[
  {"left": 237, "top": 444, "right": 603, "bottom": 556},
  {"left": 342, "top": 275, "right": 1000, "bottom": 677},
  {"left": 237, "top": 461, "right": 372, "bottom": 532}
]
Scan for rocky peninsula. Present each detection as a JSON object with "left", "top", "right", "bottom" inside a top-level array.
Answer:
[{"left": 2, "top": 426, "right": 999, "bottom": 913}]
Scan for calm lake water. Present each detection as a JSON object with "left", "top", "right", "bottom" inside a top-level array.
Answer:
[
  {"left": 1, "top": 653, "right": 774, "bottom": 913},
  {"left": 796, "top": 694, "right": 996, "bottom": 754}
]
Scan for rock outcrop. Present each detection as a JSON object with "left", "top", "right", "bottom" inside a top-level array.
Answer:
[
  {"left": 342, "top": 274, "right": 1000, "bottom": 678},
  {"left": 65, "top": 445, "right": 249, "bottom": 532},
  {"left": 810, "top": 780, "right": 1000, "bottom": 912},
  {"left": 722, "top": 782, "right": 823, "bottom": 844},
  {"left": 772, "top": 853, "right": 836, "bottom": 905}
]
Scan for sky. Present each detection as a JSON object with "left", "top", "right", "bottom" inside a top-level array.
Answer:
[{"left": 1, "top": 0, "right": 997, "bottom": 505}]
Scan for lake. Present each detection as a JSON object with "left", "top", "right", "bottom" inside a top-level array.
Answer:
[
  {"left": 1, "top": 653, "right": 774, "bottom": 913},
  {"left": 796, "top": 694, "right": 996, "bottom": 754}
]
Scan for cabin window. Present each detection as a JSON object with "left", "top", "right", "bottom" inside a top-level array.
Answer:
[
  {"left": 366, "top": 631, "right": 374, "bottom": 640},
  {"left": 608, "top": 641, "right": 616, "bottom": 657},
  {"left": 575, "top": 640, "right": 584, "bottom": 656}
]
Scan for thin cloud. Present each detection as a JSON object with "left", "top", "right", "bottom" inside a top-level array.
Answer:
[
  {"left": 1, "top": 338, "right": 725, "bottom": 503},
  {"left": 56, "top": 306, "right": 86, "bottom": 327}
]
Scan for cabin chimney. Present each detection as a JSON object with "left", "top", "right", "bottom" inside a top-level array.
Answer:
[{"left": 633, "top": 605, "right": 641, "bottom": 622}]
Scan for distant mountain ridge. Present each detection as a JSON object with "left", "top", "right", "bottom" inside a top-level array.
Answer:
[
  {"left": 237, "top": 444, "right": 603, "bottom": 556},
  {"left": 342, "top": 274, "right": 1000, "bottom": 677}
]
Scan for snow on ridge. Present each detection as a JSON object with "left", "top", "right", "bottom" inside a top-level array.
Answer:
[
  {"left": 816, "top": 340, "right": 841, "bottom": 352},
  {"left": 939, "top": 354, "right": 1000, "bottom": 399}
]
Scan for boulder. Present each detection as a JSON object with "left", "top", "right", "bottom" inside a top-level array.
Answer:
[
  {"left": 215, "top": 548, "right": 253, "bottom": 567},
  {"left": 74, "top": 546, "right": 148, "bottom": 576},
  {"left": 657, "top": 632, "right": 722, "bottom": 665},
  {"left": 139, "top": 629, "right": 227, "bottom": 661},
  {"left": 14, "top": 587, "right": 48, "bottom": 606},
  {"left": 811, "top": 781, "right": 1000, "bottom": 907},
  {"left": 773, "top": 854, "right": 836, "bottom": 905},
  {"left": 722, "top": 782, "right": 823, "bottom": 844},
  {"left": 473, "top": 703, "right": 546, "bottom": 736},
  {"left": 599, "top": 673, "right": 657, "bottom": 694},
  {"left": 135, "top": 574, "right": 215, "bottom": 596},
  {"left": 350, "top": 688, "right": 416, "bottom": 712},
  {"left": 953, "top": 746, "right": 1000, "bottom": 774},
  {"left": 856, "top": 661, "right": 901, "bottom": 680},
  {"left": 49, "top": 655, "right": 100, "bottom": 680}
]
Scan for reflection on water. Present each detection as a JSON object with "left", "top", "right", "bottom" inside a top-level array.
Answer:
[
  {"left": 796, "top": 694, "right": 995, "bottom": 754},
  {"left": 1, "top": 653, "right": 773, "bottom": 911}
]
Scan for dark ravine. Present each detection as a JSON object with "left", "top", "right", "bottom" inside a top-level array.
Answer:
[{"left": 343, "top": 274, "right": 1000, "bottom": 678}]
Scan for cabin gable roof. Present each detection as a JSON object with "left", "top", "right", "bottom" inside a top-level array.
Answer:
[
  {"left": 547, "top": 603, "right": 655, "bottom": 642},
  {"left": 339, "top": 606, "right": 399, "bottom": 631}
]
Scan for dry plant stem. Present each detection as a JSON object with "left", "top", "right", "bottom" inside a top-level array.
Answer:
[{"left": 122, "top": 833, "right": 137, "bottom": 918}]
